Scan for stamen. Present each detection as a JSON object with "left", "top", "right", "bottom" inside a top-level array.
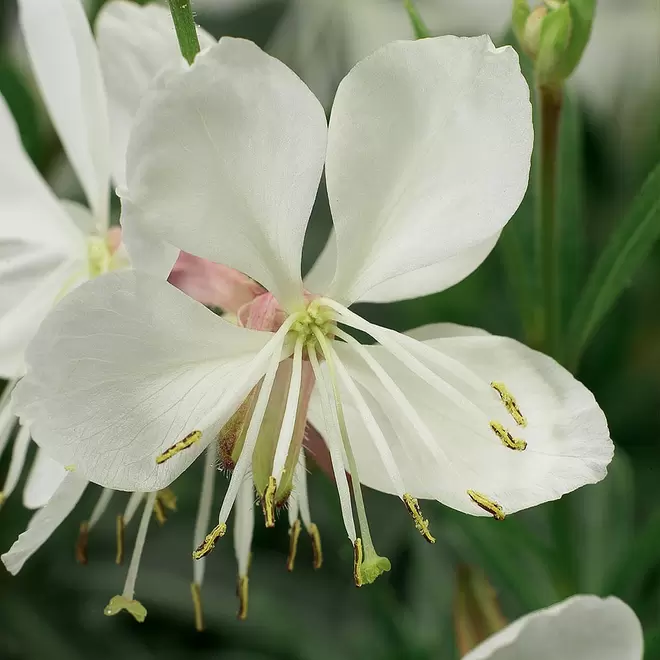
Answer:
[
  {"left": 0, "top": 425, "right": 32, "bottom": 505},
  {"left": 402, "top": 494, "right": 436, "bottom": 543},
  {"left": 213, "top": 335, "right": 287, "bottom": 529},
  {"left": 330, "top": 344, "right": 406, "bottom": 496},
  {"left": 193, "top": 446, "right": 217, "bottom": 588},
  {"left": 156, "top": 430, "right": 202, "bottom": 464},
  {"left": 153, "top": 498, "right": 166, "bottom": 525},
  {"left": 124, "top": 492, "right": 145, "bottom": 526},
  {"left": 333, "top": 328, "right": 452, "bottom": 473},
  {"left": 291, "top": 454, "right": 323, "bottom": 569},
  {"left": 270, "top": 337, "right": 304, "bottom": 486},
  {"left": 75, "top": 522, "right": 89, "bottom": 565},
  {"left": 307, "top": 348, "right": 357, "bottom": 542},
  {"left": 309, "top": 523, "right": 323, "bottom": 570},
  {"left": 489, "top": 421, "right": 527, "bottom": 451},
  {"left": 321, "top": 299, "right": 489, "bottom": 398},
  {"left": 287, "top": 519, "right": 302, "bottom": 571},
  {"left": 104, "top": 492, "right": 156, "bottom": 622},
  {"left": 192, "top": 523, "right": 227, "bottom": 560},
  {"left": 262, "top": 476, "right": 277, "bottom": 528},
  {"left": 190, "top": 582, "right": 204, "bottom": 632},
  {"left": 353, "top": 538, "right": 364, "bottom": 587},
  {"left": 233, "top": 478, "right": 254, "bottom": 580},
  {"left": 77, "top": 487, "right": 114, "bottom": 563},
  {"left": 0, "top": 382, "right": 18, "bottom": 462},
  {"left": 491, "top": 382, "right": 527, "bottom": 427},
  {"left": 467, "top": 490, "right": 506, "bottom": 521},
  {"left": 237, "top": 576, "right": 249, "bottom": 620},
  {"left": 312, "top": 328, "right": 390, "bottom": 586},
  {"left": 115, "top": 516, "right": 125, "bottom": 565}
]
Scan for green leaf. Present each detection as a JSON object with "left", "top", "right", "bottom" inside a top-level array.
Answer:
[
  {"left": 556, "top": 93, "right": 586, "bottom": 348},
  {"left": 567, "top": 161, "right": 660, "bottom": 367},
  {"left": 511, "top": 0, "right": 531, "bottom": 46}
]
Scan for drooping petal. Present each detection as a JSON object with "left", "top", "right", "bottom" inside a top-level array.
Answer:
[
  {"left": 13, "top": 271, "right": 279, "bottom": 492},
  {"left": 463, "top": 595, "right": 643, "bottom": 660},
  {"left": 121, "top": 37, "right": 327, "bottom": 311},
  {"left": 17, "top": 0, "right": 110, "bottom": 227},
  {"left": 2, "top": 473, "right": 88, "bottom": 575},
  {"left": 310, "top": 330, "right": 612, "bottom": 517},
  {"left": 325, "top": 36, "right": 533, "bottom": 304},
  {"left": 0, "top": 94, "right": 87, "bottom": 379},
  {"left": 23, "top": 447, "right": 68, "bottom": 509},
  {"left": 96, "top": 0, "right": 215, "bottom": 189}
]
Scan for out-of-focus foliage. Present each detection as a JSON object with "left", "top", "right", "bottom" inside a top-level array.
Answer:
[{"left": 1, "top": 0, "right": 660, "bottom": 658}]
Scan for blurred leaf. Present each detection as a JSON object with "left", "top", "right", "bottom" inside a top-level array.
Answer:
[
  {"left": 605, "top": 509, "right": 660, "bottom": 603},
  {"left": 454, "top": 565, "right": 507, "bottom": 656},
  {"left": 567, "top": 161, "right": 660, "bottom": 367},
  {"left": 569, "top": 451, "right": 635, "bottom": 594},
  {"left": 556, "top": 93, "right": 586, "bottom": 336},
  {"left": 0, "top": 64, "right": 40, "bottom": 162}
]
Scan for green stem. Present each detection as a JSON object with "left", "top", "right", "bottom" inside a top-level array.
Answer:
[
  {"left": 403, "top": 0, "right": 431, "bottom": 39},
  {"left": 167, "top": 0, "right": 201, "bottom": 65},
  {"left": 537, "top": 84, "right": 564, "bottom": 358}
]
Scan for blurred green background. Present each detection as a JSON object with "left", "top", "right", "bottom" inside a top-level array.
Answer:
[{"left": 1, "top": 0, "right": 660, "bottom": 658}]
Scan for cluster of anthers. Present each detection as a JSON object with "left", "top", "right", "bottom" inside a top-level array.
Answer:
[{"left": 87, "top": 297, "right": 531, "bottom": 627}]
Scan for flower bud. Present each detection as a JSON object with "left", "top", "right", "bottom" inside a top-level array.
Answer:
[{"left": 512, "top": 0, "right": 596, "bottom": 88}]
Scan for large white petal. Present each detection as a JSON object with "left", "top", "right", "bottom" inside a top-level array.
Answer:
[
  {"left": 23, "top": 447, "right": 68, "bottom": 509},
  {"left": 310, "top": 331, "right": 612, "bottom": 516},
  {"left": 13, "top": 271, "right": 277, "bottom": 492},
  {"left": 463, "top": 595, "right": 643, "bottom": 660},
  {"left": 121, "top": 37, "right": 327, "bottom": 311},
  {"left": 17, "top": 0, "right": 110, "bottom": 226},
  {"left": 96, "top": 0, "right": 215, "bottom": 189},
  {"left": 0, "top": 94, "right": 87, "bottom": 379},
  {"left": 306, "top": 230, "right": 500, "bottom": 303},
  {"left": 325, "top": 36, "right": 533, "bottom": 304},
  {"left": 2, "top": 472, "right": 88, "bottom": 575}
]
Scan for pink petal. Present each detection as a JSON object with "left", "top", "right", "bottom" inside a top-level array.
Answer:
[{"left": 168, "top": 251, "right": 265, "bottom": 312}]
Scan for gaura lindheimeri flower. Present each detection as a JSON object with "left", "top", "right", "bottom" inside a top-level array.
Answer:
[
  {"left": 0, "top": 0, "right": 132, "bottom": 511},
  {"left": 463, "top": 595, "right": 643, "bottom": 660},
  {"left": 0, "top": 0, "right": 219, "bottom": 532},
  {"left": 9, "top": 36, "right": 613, "bottom": 622}
]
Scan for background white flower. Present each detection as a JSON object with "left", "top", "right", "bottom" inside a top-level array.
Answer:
[{"left": 463, "top": 595, "right": 643, "bottom": 659}]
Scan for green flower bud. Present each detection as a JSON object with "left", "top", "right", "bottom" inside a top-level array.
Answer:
[{"left": 512, "top": 0, "right": 596, "bottom": 88}]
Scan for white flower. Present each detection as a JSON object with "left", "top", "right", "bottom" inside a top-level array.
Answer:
[
  {"left": 9, "top": 35, "right": 612, "bottom": 620},
  {"left": 0, "top": 1, "right": 213, "bottom": 539},
  {"left": 464, "top": 595, "right": 643, "bottom": 660}
]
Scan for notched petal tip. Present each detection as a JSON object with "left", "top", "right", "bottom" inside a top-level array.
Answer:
[{"left": 104, "top": 595, "right": 147, "bottom": 623}]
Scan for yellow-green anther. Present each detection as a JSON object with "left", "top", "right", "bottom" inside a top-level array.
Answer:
[
  {"left": 156, "top": 430, "right": 202, "bottom": 464},
  {"left": 76, "top": 521, "right": 89, "bottom": 565},
  {"left": 287, "top": 519, "right": 302, "bottom": 572},
  {"left": 104, "top": 595, "right": 147, "bottom": 623},
  {"left": 115, "top": 515, "right": 125, "bottom": 565},
  {"left": 262, "top": 476, "right": 277, "bottom": 528},
  {"left": 467, "top": 490, "right": 506, "bottom": 521},
  {"left": 237, "top": 576, "right": 249, "bottom": 620},
  {"left": 153, "top": 498, "right": 167, "bottom": 525},
  {"left": 491, "top": 382, "right": 527, "bottom": 427},
  {"left": 191, "top": 582, "right": 204, "bottom": 632},
  {"left": 192, "top": 523, "right": 227, "bottom": 560},
  {"left": 403, "top": 493, "right": 436, "bottom": 543},
  {"left": 309, "top": 523, "right": 323, "bottom": 570},
  {"left": 489, "top": 421, "right": 527, "bottom": 451}
]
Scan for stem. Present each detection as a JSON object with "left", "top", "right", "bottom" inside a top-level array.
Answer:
[
  {"left": 167, "top": 0, "right": 201, "bottom": 65},
  {"left": 537, "top": 84, "right": 563, "bottom": 358}
]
